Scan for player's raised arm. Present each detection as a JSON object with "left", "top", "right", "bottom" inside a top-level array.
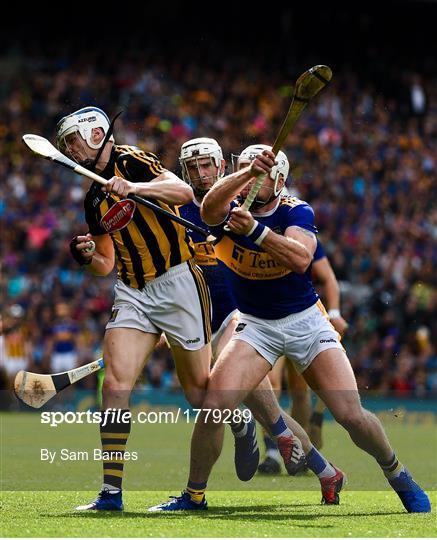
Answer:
[
  {"left": 201, "top": 149, "right": 275, "bottom": 225},
  {"left": 97, "top": 145, "right": 193, "bottom": 205},
  {"left": 144, "top": 170, "right": 194, "bottom": 205},
  {"left": 104, "top": 171, "right": 194, "bottom": 206}
]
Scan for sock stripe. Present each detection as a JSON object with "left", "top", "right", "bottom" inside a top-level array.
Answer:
[
  {"left": 385, "top": 460, "right": 400, "bottom": 473},
  {"left": 101, "top": 437, "right": 128, "bottom": 445},
  {"left": 102, "top": 444, "right": 127, "bottom": 451},
  {"left": 186, "top": 485, "right": 206, "bottom": 503},
  {"left": 231, "top": 420, "right": 245, "bottom": 433},
  {"left": 377, "top": 453, "right": 396, "bottom": 467},
  {"left": 380, "top": 459, "right": 397, "bottom": 470},
  {"left": 104, "top": 471, "right": 124, "bottom": 479},
  {"left": 100, "top": 409, "right": 131, "bottom": 491},
  {"left": 103, "top": 462, "right": 124, "bottom": 471},
  {"left": 105, "top": 469, "right": 123, "bottom": 476}
]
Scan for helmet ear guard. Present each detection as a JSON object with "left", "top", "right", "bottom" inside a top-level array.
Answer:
[{"left": 56, "top": 107, "right": 114, "bottom": 152}]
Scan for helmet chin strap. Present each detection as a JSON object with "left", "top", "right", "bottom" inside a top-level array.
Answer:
[
  {"left": 81, "top": 111, "right": 123, "bottom": 171},
  {"left": 250, "top": 195, "right": 278, "bottom": 210},
  {"left": 241, "top": 185, "right": 281, "bottom": 211}
]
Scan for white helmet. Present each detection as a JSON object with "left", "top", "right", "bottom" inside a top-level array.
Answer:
[
  {"left": 179, "top": 137, "right": 224, "bottom": 180},
  {"left": 56, "top": 106, "right": 114, "bottom": 152},
  {"left": 179, "top": 138, "right": 225, "bottom": 196},
  {"left": 237, "top": 144, "right": 289, "bottom": 196}
]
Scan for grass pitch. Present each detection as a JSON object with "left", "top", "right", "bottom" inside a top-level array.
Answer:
[
  {"left": 2, "top": 490, "right": 436, "bottom": 537},
  {"left": 1, "top": 412, "right": 436, "bottom": 537}
]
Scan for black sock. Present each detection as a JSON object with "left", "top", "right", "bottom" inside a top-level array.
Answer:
[
  {"left": 100, "top": 408, "right": 131, "bottom": 491},
  {"left": 310, "top": 411, "right": 324, "bottom": 427}
]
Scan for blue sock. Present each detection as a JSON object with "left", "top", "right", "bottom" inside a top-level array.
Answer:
[
  {"left": 306, "top": 447, "right": 335, "bottom": 479},
  {"left": 269, "top": 416, "right": 293, "bottom": 438}
]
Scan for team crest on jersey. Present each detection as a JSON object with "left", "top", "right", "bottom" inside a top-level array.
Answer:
[
  {"left": 100, "top": 199, "right": 136, "bottom": 233},
  {"left": 108, "top": 308, "right": 119, "bottom": 323},
  {"left": 281, "top": 196, "right": 305, "bottom": 208},
  {"left": 235, "top": 322, "right": 247, "bottom": 333}
]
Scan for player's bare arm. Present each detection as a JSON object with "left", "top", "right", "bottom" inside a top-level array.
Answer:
[
  {"left": 202, "top": 150, "right": 276, "bottom": 225},
  {"left": 103, "top": 171, "right": 193, "bottom": 205},
  {"left": 227, "top": 209, "right": 316, "bottom": 273},
  {"left": 74, "top": 233, "right": 115, "bottom": 276}
]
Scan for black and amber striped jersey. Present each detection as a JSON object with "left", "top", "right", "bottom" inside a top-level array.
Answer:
[{"left": 84, "top": 144, "right": 195, "bottom": 288}]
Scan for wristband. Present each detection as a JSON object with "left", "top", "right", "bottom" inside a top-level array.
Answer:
[
  {"left": 328, "top": 309, "right": 341, "bottom": 319},
  {"left": 246, "top": 221, "right": 271, "bottom": 246},
  {"left": 246, "top": 221, "right": 258, "bottom": 236}
]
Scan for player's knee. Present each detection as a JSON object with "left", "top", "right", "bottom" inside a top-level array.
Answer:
[
  {"left": 184, "top": 386, "right": 207, "bottom": 409},
  {"left": 334, "top": 407, "right": 366, "bottom": 431},
  {"left": 202, "top": 393, "right": 239, "bottom": 413},
  {"left": 102, "top": 373, "right": 128, "bottom": 395}
]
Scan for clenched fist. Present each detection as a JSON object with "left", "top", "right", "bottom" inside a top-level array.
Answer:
[
  {"left": 248, "top": 149, "right": 276, "bottom": 178},
  {"left": 103, "top": 176, "right": 137, "bottom": 198}
]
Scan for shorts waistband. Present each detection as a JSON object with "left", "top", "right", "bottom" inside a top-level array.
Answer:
[
  {"left": 142, "top": 260, "right": 192, "bottom": 287},
  {"left": 242, "top": 300, "right": 321, "bottom": 327}
]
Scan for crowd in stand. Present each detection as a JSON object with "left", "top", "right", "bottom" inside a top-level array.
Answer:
[{"left": 1, "top": 44, "right": 436, "bottom": 399}]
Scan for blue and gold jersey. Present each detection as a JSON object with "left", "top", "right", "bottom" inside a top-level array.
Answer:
[
  {"left": 210, "top": 196, "right": 319, "bottom": 320},
  {"left": 51, "top": 321, "right": 78, "bottom": 353},
  {"left": 179, "top": 200, "right": 237, "bottom": 333}
]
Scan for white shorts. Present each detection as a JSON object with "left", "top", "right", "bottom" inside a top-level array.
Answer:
[
  {"left": 106, "top": 261, "right": 211, "bottom": 351},
  {"left": 51, "top": 351, "right": 78, "bottom": 373},
  {"left": 211, "top": 309, "right": 239, "bottom": 358},
  {"left": 232, "top": 300, "right": 344, "bottom": 373}
]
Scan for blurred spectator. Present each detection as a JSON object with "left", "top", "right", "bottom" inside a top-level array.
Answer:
[
  {"left": 0, "top": 40, "right": 435, "bottom": 399},
  {"left": 409, "top": 74, "right": 428, "bottom": 135},
  {"left": 1, "top": 305, "right": 31, "bottom": 376},
  {"left": 45, "top": 302, "right": 80, "bottom": 373}
]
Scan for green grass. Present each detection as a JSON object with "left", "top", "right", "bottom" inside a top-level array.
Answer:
[
  {"left": 1, "top": 490, "right": 436, "bottom": 537},
  {"left": 1, "top": 412, "right": 436, "bottom": 537}
]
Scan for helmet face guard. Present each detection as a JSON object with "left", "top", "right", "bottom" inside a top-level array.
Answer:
[
  {"left": 56, "top": 107, "right": 114, "bottom": 166},
  {"left": 233, "top": 144, "right": 290, "bottom": 209},
  {"left": 179, "top": 138, "right": 225, "bottom": 197}
]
